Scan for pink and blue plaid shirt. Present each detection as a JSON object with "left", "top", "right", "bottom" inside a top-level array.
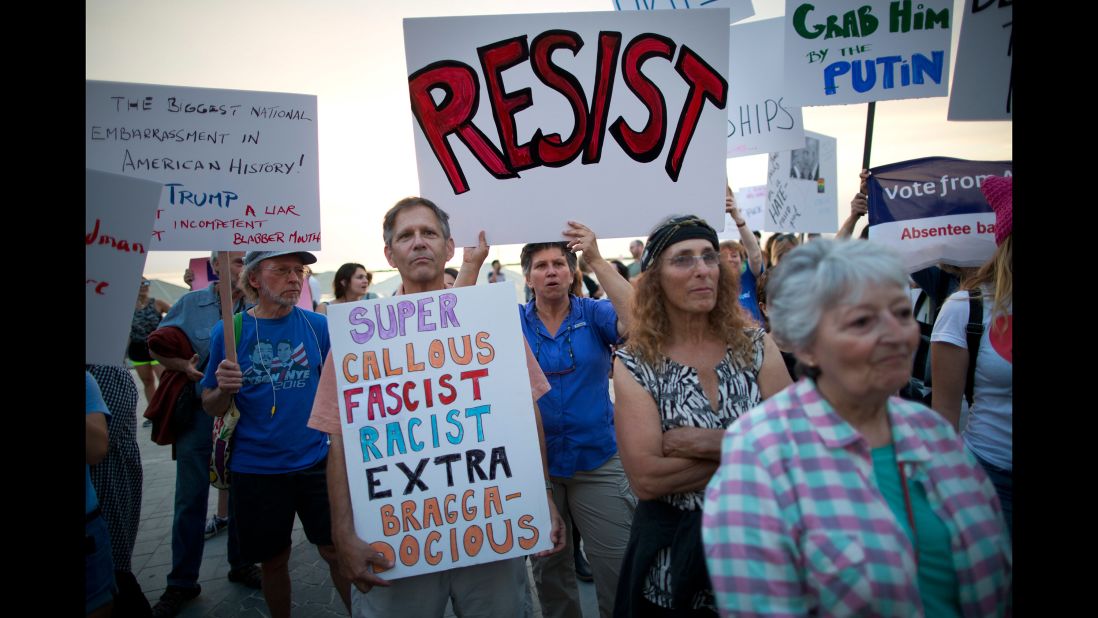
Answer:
[{"left": 702, "top": 379, "right": 1011, "bottom": 617}]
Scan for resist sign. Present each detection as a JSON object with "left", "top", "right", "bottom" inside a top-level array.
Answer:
[
  {"left": 404, "top": 10, "right": 730, "bottom": 246},
  {"left": 86, "top": 81, "right": 320, "bottom": 251},
  {"left": 327, "top": 284, "right": 552, "bottom": 579}
]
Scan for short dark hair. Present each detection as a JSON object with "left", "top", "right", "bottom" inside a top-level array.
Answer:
[
  {"left": 610, "top": 259, "right": 630, "bottom": 280},
  {"left": 444, "top": 267, "right": 459, "bottom": 279},
  {"left": 520, "top": 242, "right": 576, "bottom": 277},
  {"left": 382, "top": 197, "right": 451, "bottom": 247}
]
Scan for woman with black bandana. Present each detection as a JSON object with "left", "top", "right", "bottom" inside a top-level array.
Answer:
[{"left": 611, "top": 215, "right": 791, "bottom": 617}]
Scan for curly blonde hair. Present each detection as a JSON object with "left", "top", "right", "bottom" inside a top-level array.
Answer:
[{"left": 625, "top": 254, "right": 753, "bottom": 367}]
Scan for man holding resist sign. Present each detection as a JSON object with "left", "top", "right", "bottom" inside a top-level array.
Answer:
[{"left": 309, "top": 197, "right": 565, "bottom": 617}]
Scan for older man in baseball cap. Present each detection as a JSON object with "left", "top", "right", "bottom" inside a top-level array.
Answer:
[{"left": 201, "top": 249, "right": 351, "bottom": 618}]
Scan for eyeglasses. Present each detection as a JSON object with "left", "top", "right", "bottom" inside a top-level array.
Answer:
[
  {"left": 534, "top": 325, "right": 576, "bottom": 377},
  {"left": 665, "top": 251, "right": 720, "bottom": 271},
  {"left": 263, "top": 266, "right": 307, "bottom": 279}
]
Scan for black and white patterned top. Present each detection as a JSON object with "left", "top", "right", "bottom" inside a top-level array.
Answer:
[
  {"left": 86, "top": 364, "right": 143, "bottom": 573},
  {"left": 615, "top": 328, "right": 766, "bottom": 610}
]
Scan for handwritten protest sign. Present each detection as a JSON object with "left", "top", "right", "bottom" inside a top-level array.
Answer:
[
  {"left": 948, "top": 1, "right": 1012, "bottom": 121},
  {"left": 613, "top": 0, "right": 755, "bottom": 24},
  {"left": 86, "top": 169, "right": 163, "bottom": 365},
  {"left": 86, "top": 81, "right": 320, "bottom": 251},
  {"left": 327, "top": 284, "right": 552, "bottom": 579},
  {"left": 867, "top": 157, "right": 1011, "bottom": 272},
  {"left": 718, "top": 184, "right": 766, "bottom": 239},
  {"left": 765, "top": 130, "right": 837, "bottom": 232},
  {"left": 782, "top": 0, "right": 953, "bottom": 106},
  {"left": 404, "top": 10, "right": 730, "bottom": 246},
  {"left": 727, "top": 18, "right": 805, "bottom": 158}
]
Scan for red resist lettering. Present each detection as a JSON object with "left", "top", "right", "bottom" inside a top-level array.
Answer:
[{"left": 408, "top": 30, "right": 728, "bottom": 195}]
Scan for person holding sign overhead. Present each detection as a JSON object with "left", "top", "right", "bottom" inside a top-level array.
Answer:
[
  {"left": 308, "top": 196, "right": 565, "bottom": 618},
  {"left": 517, "top": 221, "right": 638, "bottom": 618},
  {"left": 612, "top": 215, "right": 792, "bottom": 616}
]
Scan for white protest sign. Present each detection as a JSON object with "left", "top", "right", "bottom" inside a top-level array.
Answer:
[
  {"left": 612, "top": 0, "right": 755, "bottom": 24},
  {"left": 404, "top": 10, "right": 730, "bottom": 246},
  {"left": 782, "top": 0, "right": 953, "bottom": 106},
  {"left": 86, "top": 81, "right": 320, "bottom": 251},
  {"left": 766, "top": 130, "right": 838, "bottom": 232},
  {"left": 948, "top": 1, "right": 1012, "bottom": 121},
  {"left": 327, "top": 284, "right": 552, "bottom": 579},
  {"left": 719, "top": 184, "right": 766, "bottom": 239},
  {"left": 727, "top": 18, "right": 805, "bottom": 158},
  {"left": 86, "top": 169, "right": 163, "bottom": 365}
]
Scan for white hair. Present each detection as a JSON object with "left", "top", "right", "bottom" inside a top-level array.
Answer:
[{"left": 766, "top": 239, "right": 910, "bottom": 353}]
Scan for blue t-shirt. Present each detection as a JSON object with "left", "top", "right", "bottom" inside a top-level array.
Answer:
[
  {"left": 85, "top": 371, "right": 110, "bottom": 514},
  {"left": 519, "top": 296, "right": 620, "bottom": 478},
  {"left": 201, "top": 307, "right": 331, "bottom": 474},
  {"left": 738, "top": 264, "right": 764, "bottom": 325}
]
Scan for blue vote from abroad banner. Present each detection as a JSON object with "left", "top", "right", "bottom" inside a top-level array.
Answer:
[
  {"left": 326, "top": 283, "right": 552, "bottom": 579},
  {"left": 867, "top": 157, "right": 1011, "bottom": 273}
]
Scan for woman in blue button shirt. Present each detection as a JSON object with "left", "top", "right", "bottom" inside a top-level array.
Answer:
[{"left": 521, "top": 221, "right": 637, "bottom": 618}]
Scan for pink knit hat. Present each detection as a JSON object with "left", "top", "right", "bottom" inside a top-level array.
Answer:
[{"left": 980, "top": 176, "right": 1012, "bottom": 245}]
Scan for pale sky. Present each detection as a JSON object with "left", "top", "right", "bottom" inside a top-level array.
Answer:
[{"left": 87, "top": 0, "right": 1011, "bottom": 286}]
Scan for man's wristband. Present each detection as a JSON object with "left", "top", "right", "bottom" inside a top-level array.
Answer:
[{"left": 735, "top": 221, "right": 747, "bottom": 227}]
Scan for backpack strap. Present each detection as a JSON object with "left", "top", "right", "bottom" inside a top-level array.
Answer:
[
  {"left": 233, "top": 311, "right": 243, "bottom": 353},
  {"left": 964, "top": 291, "right": 984, "bottom": 407}
]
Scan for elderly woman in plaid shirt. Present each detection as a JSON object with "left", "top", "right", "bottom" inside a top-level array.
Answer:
[{"left": 702, "top": 239, "right": 1011, "bottom": 617}]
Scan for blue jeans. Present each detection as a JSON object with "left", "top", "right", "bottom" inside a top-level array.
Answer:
[
  {"left": 974, "top": 451, "right": 1012, "bottom": 538},
  {"left": 167, "top": 407, "right": 247, "bottom": 589}
]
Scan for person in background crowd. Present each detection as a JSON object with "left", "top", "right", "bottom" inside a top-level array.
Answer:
[
  {"left": 129, "top": 278, "right": 171, "bottom": 405},
  {"left": 517, "top": 222, "right": 637, "bottom": 618},
  {"left": 317, "top": 263, "right": 374, "bottom": 315},
  {"left": 931, "top": 176, "right": 1014, "bottom": 536},
  {"left": 768, "top": 234, "right": 800, "bottom": 268},
  {"left": 308, "top": 197, "right": 565, "bottom": 618},
  {"left": 86, "top": 371, "right": 115, "bottom": 618},
  {"left": 443, "top": 266, "right": 459, "bottom": 288},
  {"left": 488, "top": 258, "right": 507, "bottom": 282},
  {"left": 720, "top": 184, "right": 765, "bottom": 325},
  {"left": 703, "top": 239, "right": 1011, "bottom": 617},
  {"left": 754, "top": 268, "right": 798, "bottom": 382},
  {"left": 837, "top": 169, "right": 871, "bottom": 240},
  {"left": 626, "top": 240, "right": 644, "bottom": 280},
  {"left": 610, "top": 260, "right": 630, "bottom": 283},
  {"left": 87, "top": 363, "right": 150, "bottom": 616},
  {"left": 612, "top": 215, "right": 791, "bottom": 616},
  {"left": 202, "top": 250, "right": 345, "bottom": 618},
  {"left": 307, "top": 267, "right": 323, "bottom": 310},
  {"left": 578, "top": 256, "right": 605, "bottom": 299},
  {"left": 146, "top": 251, "right": 261, "bottom": 617}
]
